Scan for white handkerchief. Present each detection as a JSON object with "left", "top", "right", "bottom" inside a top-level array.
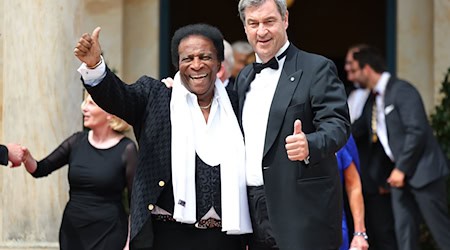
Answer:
[{"left": 385, "top": 104, "right": 395, "bottom": 115}]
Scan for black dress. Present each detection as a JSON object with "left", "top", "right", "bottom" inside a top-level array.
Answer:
[{"left": 32, "top": 131, "right": 138, "bottom": 250}]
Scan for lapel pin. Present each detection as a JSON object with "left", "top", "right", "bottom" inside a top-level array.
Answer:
[{"left": 290, "top": 77, "right": 295, "bottom": 82}]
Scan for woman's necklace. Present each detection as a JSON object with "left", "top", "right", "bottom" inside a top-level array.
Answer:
[{"left": 199, "top": 100, "right": 213, "bottom": 110}]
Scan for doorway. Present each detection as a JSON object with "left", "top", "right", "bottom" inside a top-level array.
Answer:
[{"left": 162, "top": 0, "right": 393, "bottom": 89}]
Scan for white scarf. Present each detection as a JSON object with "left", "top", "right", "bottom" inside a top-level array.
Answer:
[{"left": 170, "top": 72, "right": 252, "bottom": 234}]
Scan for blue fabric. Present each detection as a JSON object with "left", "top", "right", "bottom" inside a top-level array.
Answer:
[{"left": 336, "top": 135, "right": 360, "bottom": 250}]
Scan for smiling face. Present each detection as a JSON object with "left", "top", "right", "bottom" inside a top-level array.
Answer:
[
  {"left": 81, "top": 95, "right": 109, "bottom": 129},
  {"left": 243, "top": 0, "right": 288, "bottom": 63},
  {"left": 178, "top": 35, "right": 220, "bottom": 102}
]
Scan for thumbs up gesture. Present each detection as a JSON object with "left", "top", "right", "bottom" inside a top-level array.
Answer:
[
  {"left": 285, "top": 119, "right": 309, "bottom": 161},
  {"left": 74, "top": 27, "right": 102, "bottom": 68}
]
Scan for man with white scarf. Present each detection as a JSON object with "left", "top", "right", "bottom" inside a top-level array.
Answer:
[{"left": 74, "top": 23, "right": 251, "bottom": 250}]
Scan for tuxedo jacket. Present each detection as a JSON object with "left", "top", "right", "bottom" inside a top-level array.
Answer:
[
  {"left": 0, "top": 144, "right": 8, "bottom": 165},
  {"left": 235, "top": 44, "right": 350, "bottom": 249},
  {"left": 383, "top": 76, "right": 449, "bottom": 188},
  {"left": 85, "top": 67, "right": 239, "bottom": 250}
]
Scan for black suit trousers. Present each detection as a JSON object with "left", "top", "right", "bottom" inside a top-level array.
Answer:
[
  {"left": 364, "top": 193, "right": 398, "bottom": 250},
  {"left": 391, "top": 177, "right": 450, "bottom": 250}
]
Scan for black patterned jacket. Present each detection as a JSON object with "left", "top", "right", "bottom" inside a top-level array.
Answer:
[{"left": 85, "top": 67, "right": 238, "bottom": 250}]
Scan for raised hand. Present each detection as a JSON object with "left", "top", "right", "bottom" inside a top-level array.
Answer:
[
  {"left": 74, "top": 27, "right": 102, "bottom": 68},
  {"left": 285, "top": 119, "right": 309, "bottom": 161}
]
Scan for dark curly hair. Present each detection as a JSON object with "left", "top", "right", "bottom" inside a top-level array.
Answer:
[{"left": 171, "top": 23, "right": 224, "bottom": 70}]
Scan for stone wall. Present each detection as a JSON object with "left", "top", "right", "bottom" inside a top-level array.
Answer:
[
  {"left": 397, "top": 0, "right": 450, "bottom": 114},
  {"left": 1, "top": 0, "right": 449, "bottom": 248},
  {"left": 0, "top": 0, "right": 159, "bottom": 249}
]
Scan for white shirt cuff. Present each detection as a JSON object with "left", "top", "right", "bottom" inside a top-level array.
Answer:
[{"left": 77, "top": 55, "right": 107, "bottom": 87}]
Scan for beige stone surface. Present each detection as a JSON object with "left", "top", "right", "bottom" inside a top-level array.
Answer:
[
  {"left": 123, "top": 0, "right": 160, "bottom": 82},
  {"left": 397, "top": 0, "right": 450, "bottom": 114},
  {"left": 397, "top": 0, "right": 434, "bottom": 114},
  {"left": 0, "top": 0, "right": 83, "bottom": 248},
  {"left": 0, "top": 0, "right": 159, "bottom": 248},
  {"left": 82, "top": 0, "right": 124, "bottom": 77},
  {"left": 0, "top": 0, "right": 4, "bottom": 141}
]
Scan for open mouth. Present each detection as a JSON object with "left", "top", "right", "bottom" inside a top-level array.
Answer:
[
  {"left": 189, "top": 74, "right": 208, "bottom": 80},
  {"left": 258, "top": 38, "right": 271, "bottom": 45}
]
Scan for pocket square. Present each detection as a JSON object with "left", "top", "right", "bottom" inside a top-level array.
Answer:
[{"left": 385, "top": 104, "right": 395, "bottom": 115}]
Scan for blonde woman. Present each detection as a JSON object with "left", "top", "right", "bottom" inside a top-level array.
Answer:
[{"left": 18, "top": 94, "right": 138, "bottom": 250}]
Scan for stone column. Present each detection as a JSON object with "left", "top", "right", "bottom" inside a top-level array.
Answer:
[
  {"left": 396, "top": 0, "right": 434, "bottom": 114},
  {"left": 0, "top": 0, "right": 160, "bottom": 248},
  {"left": 83, "top": 0, "right": 125, "bottom": 77},
  {"left": 0, "top": 0, "right": 4, "bottom": 140},
  {"left": 123, "top": 0, "right": 160, "bottom": 82},
  {"left": 0, "top": 0, "right": 83, "bottom": 249}
]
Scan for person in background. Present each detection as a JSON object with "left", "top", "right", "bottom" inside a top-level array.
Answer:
[
  {"left": 344, "top": 44, "right": 370, "bottom": 123},
  {"left": 336, "top": 135, "right": 369, "bottom": 250},
  {"left": 352, "top": 46, "right": 450, "bottom": 250},
  {"left": 217, "top": 39, "right": 236, "bottom": 90},
  {"left": 231, "top": 40, "right": 254, "bottom": 80},
  {"left": 349, "top": 46, "right": 398, "bottom": 250},
  {"left": 13, "top": 94, "right": 137, "bottom": 250},
  {"left": 74, "top": 23, "right": 251, "bottom": 250},
  {"left": 0, "top": 143, "right": 24, "bottom": 167},
  {"left": 235, "top": 0, "right": 351, "bottom": 249}
]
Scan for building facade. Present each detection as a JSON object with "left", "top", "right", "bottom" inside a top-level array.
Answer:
[{"left": 0, "top": 0, "right": 449, "bottom": 249}]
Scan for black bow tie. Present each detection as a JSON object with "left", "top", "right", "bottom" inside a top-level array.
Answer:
[{"left": 252, "top": 48, "right": 289, "bottom": 74}]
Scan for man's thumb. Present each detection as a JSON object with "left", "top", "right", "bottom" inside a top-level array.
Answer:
[
  {"left": 92, "top": 26, "right": 101, "bottom": 42},
  {"left": 293, "top": 119, "right": 302, "bottom": 135}
]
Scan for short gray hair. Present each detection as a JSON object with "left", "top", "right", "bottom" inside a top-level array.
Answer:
[
  {"left": 231, "top": 41, "right": 253, "bottom": 55},
  {"left": 238, "top": 0, "right": 287, "bottom": 23},
  {"left": 223, "top": 40, "right": 234, "bottom": 75}
]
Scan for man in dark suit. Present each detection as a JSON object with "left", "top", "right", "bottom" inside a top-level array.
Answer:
[
  {"left": 349, "top": 47, "right": 399, "bottom": 250},
  {"left": 0, "top": 143, "right": 23, "bottom": 166},
  {"left": 352, "top": 46, "right": 450, "bottom": 250},
  {"left": 235, "top": 0, "right": 351, "bottom": 249}
]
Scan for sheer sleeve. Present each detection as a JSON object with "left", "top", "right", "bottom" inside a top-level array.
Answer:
[
  {"left": 32, "top": 132, "right": 83, "bottom": 178},
  {"left": 122, "top": 140, "right": 138, "bottom": 202},
  {"left": 0, "top": 144, "right": 8, "bottom": 166}
]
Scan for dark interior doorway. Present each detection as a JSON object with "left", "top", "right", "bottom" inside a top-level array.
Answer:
[{"left": 162, "top": 0, "right": 391, "bottom": 91}]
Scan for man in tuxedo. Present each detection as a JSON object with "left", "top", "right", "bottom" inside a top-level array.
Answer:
[
  {"left": 348, "top": 46, "right": 398, "bottom": 250},
  {"left": 235, "top": 0, "right": 350, "bottom": 249},
  {"left": 352, "top": 46, "right": 450, "bottom": 250},
  {"left": 0, "top": 144, "right": 24, "bottom": 166}
]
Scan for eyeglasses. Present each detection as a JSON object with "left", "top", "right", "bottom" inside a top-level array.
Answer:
[{"left": 349, "top": 67, "right": 361, "bottom": 74}]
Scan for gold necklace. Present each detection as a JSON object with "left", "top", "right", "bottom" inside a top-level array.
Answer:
[{"left": 199, "top": 100, "right": 213, "bottom": 109}]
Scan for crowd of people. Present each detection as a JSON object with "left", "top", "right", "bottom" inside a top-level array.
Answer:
[{"left": 2, "top": 0, "right": 449, "bottom": 249}]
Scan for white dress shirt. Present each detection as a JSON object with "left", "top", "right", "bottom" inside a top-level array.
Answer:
[
  {"left": 348, "top": 87, "right": 370, "bottom": 124},
  {"left": 374, "top": 72, "right": 395, "bottom": 161},
  {"left": 243, "top": 41, "right": 290, "bottom": 186}
]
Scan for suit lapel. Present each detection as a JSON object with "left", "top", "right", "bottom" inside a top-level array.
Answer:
[
  {"left": 263, "top": 46, "right": 303, "bottom": 157},
  {"left": 383, "top": 76, "right": 396, "bottom": 108}
]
